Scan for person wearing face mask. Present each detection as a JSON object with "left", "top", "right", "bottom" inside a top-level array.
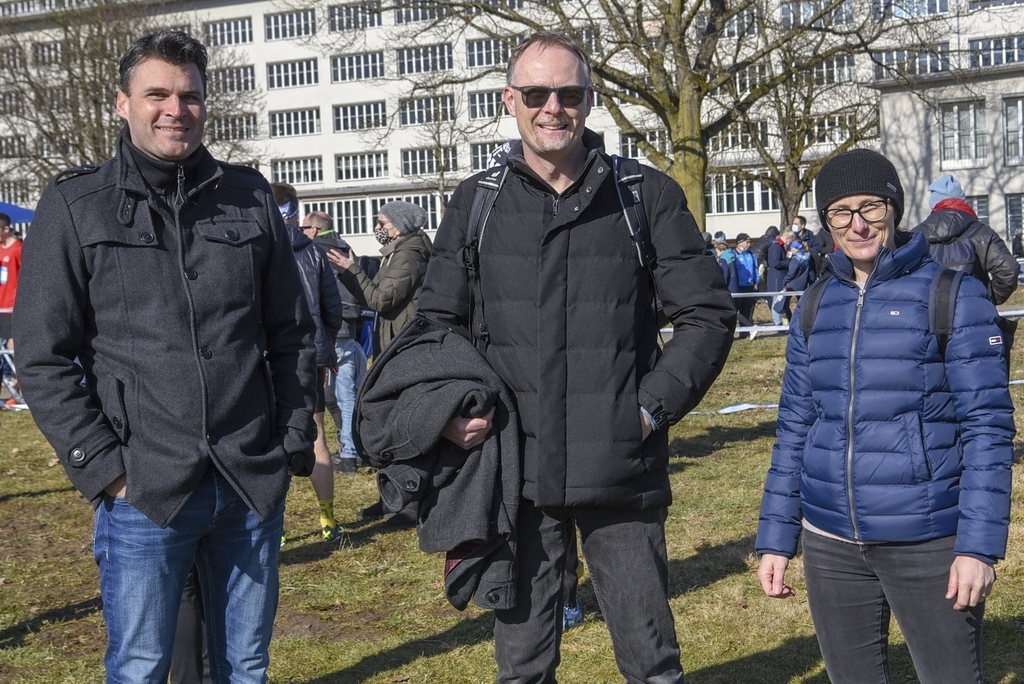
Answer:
[
  {"left": 756, "top": 149, "right": 1013, "bottom": 684},
  {"left": 328, "top": 201, "right": 433, "bottom": 353}
]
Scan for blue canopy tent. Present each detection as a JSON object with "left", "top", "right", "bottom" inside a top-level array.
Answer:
[{"left": 0, "top": 201, "right": 33, "bottom": 224}]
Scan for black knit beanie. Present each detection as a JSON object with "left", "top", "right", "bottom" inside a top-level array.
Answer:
[{"left": 815, "top": 149, "right": 904, "bottom": 229}]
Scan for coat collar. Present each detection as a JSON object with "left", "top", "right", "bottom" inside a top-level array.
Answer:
[
  {"left": 115, "top": 127, "right": 222, "bottom": 198},
  {"left": 827, "top": 230, "right": 931, "bottom": 285}
]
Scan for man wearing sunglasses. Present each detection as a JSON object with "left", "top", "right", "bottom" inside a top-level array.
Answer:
[{"left": 416, "top": 31, "right": 735, "bottom": 683}]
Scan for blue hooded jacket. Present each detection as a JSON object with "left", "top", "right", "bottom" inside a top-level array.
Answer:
[{"left": 756, "top": 231, "right": 1014, "bottom": 563}]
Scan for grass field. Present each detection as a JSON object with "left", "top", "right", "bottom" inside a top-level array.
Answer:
[{"left": 1, "top": 309, "right": 1023, "bottom": 683}]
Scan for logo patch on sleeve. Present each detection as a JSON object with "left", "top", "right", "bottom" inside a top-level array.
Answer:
[{"left": 990, "top": 335, "right": 1003, "bottom": 346}]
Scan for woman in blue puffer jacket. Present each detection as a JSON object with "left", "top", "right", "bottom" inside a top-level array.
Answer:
[{"left": 755, "top": 149, "right": 1014, "bottom": 684}]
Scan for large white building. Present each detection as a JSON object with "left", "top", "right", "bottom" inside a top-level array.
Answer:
[{"left": 2, "top": 0, "right": 1023, "bottom": 249}]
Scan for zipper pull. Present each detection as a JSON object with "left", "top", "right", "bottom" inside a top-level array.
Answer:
[{"left": 177, "top": 165, "right": 185, "bottom": 206}]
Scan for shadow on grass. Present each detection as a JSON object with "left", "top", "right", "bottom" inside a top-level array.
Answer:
[
  {"left": 0, "top": 485, "right": 76, "bottom": 504},
  {"left": 279, "top": 519, "right": 397, "bottom": 565},
  {"left": 666, "top": 420, "right": 777, "bottom": 474},
  {"left": 669, "top": 533, "right": 756, "bottom": 598},
  {"left": 0, "top": 595, "right": 101, "bottom": 650},
  {"left": 299, "top": 610, "right": 495, "bottom": 683}
]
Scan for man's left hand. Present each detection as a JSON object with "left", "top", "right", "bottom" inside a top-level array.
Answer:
[
  {"left": 946, "top": 556, "right": 995, "bottom": 610},
  {"left": 640, "top": 411, "right": 653, "bottom": 441}
]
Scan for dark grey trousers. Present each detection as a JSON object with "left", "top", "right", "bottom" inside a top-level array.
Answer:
[
  {"left": 494, "top": 500, "right": 684, "bottom": 684},
  {"left": 802, "top": 531, "right": 985, "bottom": 684}
]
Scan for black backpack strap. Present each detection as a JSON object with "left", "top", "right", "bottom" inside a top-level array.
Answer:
[
  {"left": 460, "top": 165, "right": 508, "bottom": 353},
  {"left": 929, "top": 266, "right": 965, "bottom": 359},
  {"left": 799, "top": 274, "right": 832, "bottom": 342},
  {"left": 612, "top": 155, "right": 655, "bottom": 272}
]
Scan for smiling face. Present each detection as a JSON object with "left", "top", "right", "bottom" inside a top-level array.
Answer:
[
  {"left": 116, "top": 57, "right": 207, "bottom": 161},
  {"left": 503, "top": 43, "right": 591, "bottom": 165},
  {"left": 828, "top": 194, "right": 897, "bottom": 280}
]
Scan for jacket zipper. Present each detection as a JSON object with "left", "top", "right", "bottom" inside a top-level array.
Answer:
[{"left": 843, "top": 261, "right": 879, "bottom": 541}]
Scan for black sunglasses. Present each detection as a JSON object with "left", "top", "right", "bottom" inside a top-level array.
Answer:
[{"left": 510, "top": 84, "right": 588, "bottom": 108}]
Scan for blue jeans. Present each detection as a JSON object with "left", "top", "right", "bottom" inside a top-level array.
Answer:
[
  {"left": 494, "top": 500, "right": 683, "bottom": 683},
  {"left": 94, "top": 467, "right": 283, "bottom": 683},
  {"left": 331, "top": 338, "right": 367, "bottom": 459},
  {"left": 802, "top": 531, "right": 984, "bottom": 684}
]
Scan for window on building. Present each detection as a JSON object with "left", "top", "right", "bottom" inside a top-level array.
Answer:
[
  {"left": 466, "top": 39, "right": 511, "bottom": 68},
  {"left": 272, "top": 157, "right": 323, "bottom": 184},
  {"left": 395, "top": 0, "right": 445, "bottom": 23},
  {"left": 329, "top": 1, "right": 381, "bottom": 31},
  {"left": 969, "top": 35, "right": 1024, "bottom": 69},
  {"left": 941, "top": 100, "right": 987, "bottom": 167},
  {"left": 399, "top": 95, "right": 455, "bottom": 126},
  {"left": 970, "top": 0, "right": 1024, "bottom": 9},
  {"left": 0, "top": 91, "right": 22, "bottom": 115},
  {"left": 725, "top": 7, "right": 760, "bottom": 37},
  {"left": 267, "top": 60, "right": 319, "bottom": 89},
  {"left": 337, "top": 198, "right": 370, "bottom": 235},
  {"left": 708, "top": 122, "right": 767, "bottom": 152},
  {"left": 807, "top": 113, "right": 855, "bottom": 146},
  {"left": 781, "top": 0, "right": 854, "bottom": 28},
  {"left": 706, "top": 174, "right": 758, "bottom": 214},
  {"left": 401, "top": 147, "right": 457, "bottom": 176},
  {"left": 32, "top": 41, "right": 63, "bottom": 66},
  {"left": 465, "top": 0, "right": 524, "bottom": 14},
  {"left": 35, "top": 134, "right": 70, "bottom": 158},
  {"left": 1006, "top": 97, "right": 1024, "bottom": 164},
  {"left": 966, "top": 195, "right": 990, "bottom": 225},
  {"left": 0, "top": 136, "right": 27, "bottom": 158},
  {"left": 210, "top": 66, "right": 256, "bottom": 93},
  {"left": 812, "top": 54, "right": 855, "bottom": 85},
  {"left": 265, "top": 10, "right": 316, "bottom": 41},
  {"left": 370, "top": 194, "right": 442, "bottom": 230},
  {"left": 331, "top": 52, "right": 385, "bottom": 82},
  {"left": 1008, "top": 194, "right": 1024, "bottom": 241},
  {"left": 468, "top": 91, "right": 505, "bottom": 120},
  {"left": 397, "top": 44, "right": 453, "bottom": 75},
  {"left": 336, "top": 152, "right": 389, "bottom": 181},
  {"left": 0, "top": 180, "right": 31, "bottom": 206},
  {"left": 333, "top": 102, "right": 387, "bottom": 131},
  {"left": 0, "top": 46, "right": 23, "bottom": 70},
  {"left": 873, "top": 44, "right": 949, "bottom": 79},
  {"left": 619, "top": 129, "right": 670, "bottom": 158},
  {"left": 204, "top": 18, "right": 253, "bottom": 46},
  {"left": 210, "top": 115, "right": 258, "bottom": 142},
  {"left": 269, "top": 109, "right": 321, "bottom": 138},
  {"left": 872, "top": 0, "right": 947, "bottom": 18},
  {"left": 471, "top": 142, "right": 503, "bottom": 171}
]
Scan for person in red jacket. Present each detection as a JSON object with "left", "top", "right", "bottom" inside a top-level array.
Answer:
[{"left": 0, "top": 213, "right": 22, "bottom": 406}]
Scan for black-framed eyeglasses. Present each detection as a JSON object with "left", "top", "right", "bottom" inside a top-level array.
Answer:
[
  {"left": 509, "top": 84, "right": 588, "bottom": 108},
  {"left": 825, "top": 199, "right": 891, "bottom": 230}
]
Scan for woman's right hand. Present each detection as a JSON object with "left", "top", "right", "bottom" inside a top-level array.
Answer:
[{"left": 758, "top": 554, "right": 796, "bottom": 598}]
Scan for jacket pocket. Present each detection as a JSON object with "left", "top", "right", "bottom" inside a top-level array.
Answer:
[
  {"left": 901, "top": 412, "right": 932, "bottom": 482},
  {"left": 194, "top": 218, "right": 263, "bottom": 246},
  {"left": 98, "top": 374, "right": 129, "bottom": 444}
]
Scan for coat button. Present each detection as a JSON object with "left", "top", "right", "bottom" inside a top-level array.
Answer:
[
  {"left": 404, "top": 480, "right": 417, "bottom": 491},
  {"left": 486, "top": 590, "right": 500, "bottom": 604},
  {"left": 111, "top": 416, "right": 123, "bottom": 430},
  {"left": 597, "top": 167, "right": 604, "bottom": 174},
  {"left": 185, "top": 269, "right": 198, "bottom": 280},
  {"left": 585, "top": 186, "right": 592, "bottom": 193},
  {"left": 200, "top": 347, "right": 212, "bottom": 359},
  {"left": 140, "top": 232, "right": 155, "bottom": 243},
  {"left": 574, "top": 206, "right": 580, "bottom": 212},
  {"left": 225, "top": 229, "right": 239, "bottom": 241},
  {"left": 70, "top": 448, "right": 86, "bottom": 462}
]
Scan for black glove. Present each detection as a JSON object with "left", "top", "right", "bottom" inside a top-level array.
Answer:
[{"left": 283, "top": 427, "right": 315, "bottom": 477}]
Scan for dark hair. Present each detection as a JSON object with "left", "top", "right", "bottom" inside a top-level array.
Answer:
[
  {"left": 507, "top": 32, "right": 592, "bottom": 85},
  {"left": 119, "top": 30, "right": 208, "bottom": 97},
  {"left": 795, "top": 215, "right": 807, "bottom": 225},
  {"left": 0, "top": 213, "right": 9, "bottom": 229},
  {"left": 271, "top": 182, "right": 298, "bottom": 207}
]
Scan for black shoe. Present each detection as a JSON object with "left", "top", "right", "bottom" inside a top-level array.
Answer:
[
  {"left": 385, "top": 504, "right": 417, "bottom": 530},
  {"left": 336, "top": 457, "right": 357, "bottom": 477},
  {"left": 356, "top": 500, "right": 385, "bottom": 522}
]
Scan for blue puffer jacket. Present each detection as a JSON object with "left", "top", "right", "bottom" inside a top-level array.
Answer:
[{"left": 756, "top": 231, "right": 1014, "bottom": 563}]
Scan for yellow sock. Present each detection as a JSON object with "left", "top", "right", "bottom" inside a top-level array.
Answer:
[{"left": 318, "top": 499, "right": 336, "bottom": 530}]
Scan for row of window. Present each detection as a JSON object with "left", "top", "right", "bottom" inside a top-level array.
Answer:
[
  {"left": 269, "top": 147, "right": 458, "bottom": 186},
  {"left": 940, "top": 97, "right": 1024, "bottom": 167},
  {"left": 302, "top": 192, "right": 448, "bottom": 236}
]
